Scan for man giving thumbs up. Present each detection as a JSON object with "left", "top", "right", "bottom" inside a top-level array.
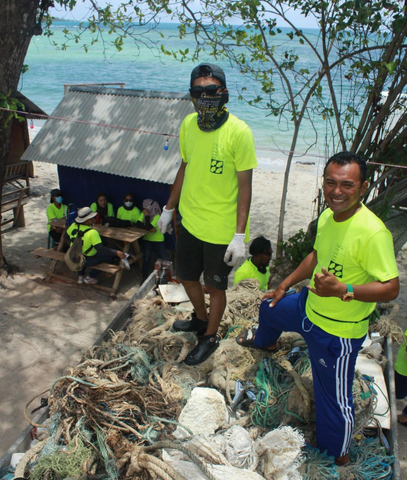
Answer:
[{"left": 238, "top": 152, "right": 399, "bottom": 466}]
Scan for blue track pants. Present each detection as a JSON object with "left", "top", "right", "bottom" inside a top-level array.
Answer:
[{"left": 254, "top": 287, "right": 366, "bottom": 458}]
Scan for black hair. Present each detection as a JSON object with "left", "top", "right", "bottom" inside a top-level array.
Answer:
[
  {"left": 323, "top": 151, "right": 367, "bottom": 183},
  {"left": 249, "top": 236, "right": 272, "bottom": 256},
  {"left": 123, "top": 192, "right": 134, "bottom": 201}
]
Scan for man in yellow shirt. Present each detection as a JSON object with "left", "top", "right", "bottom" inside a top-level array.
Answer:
[
  {"left": 158, "top": 63, "right": 258, "bottom": 365},
  {"left": 234, "top": 236, "right": 272, "bottom": 291},
  {"left": 237, "top": 152, "right": 399, "bottom": 466}
]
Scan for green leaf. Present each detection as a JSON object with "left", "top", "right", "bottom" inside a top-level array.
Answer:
[{"left": 383, "top": 61, "right": 396, "bottom": 74}]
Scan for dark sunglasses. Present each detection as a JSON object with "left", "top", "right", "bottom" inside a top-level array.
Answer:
[
  {"left": 124, "top": 198, "right": 133, "bottom": 201},
  {"left": 189, "top": 84, "right": 223, "bottom": 98}
]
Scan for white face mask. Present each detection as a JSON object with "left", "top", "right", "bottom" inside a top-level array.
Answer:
[{"left": 124, "top": 201, "right": 133, "bottom": 208}]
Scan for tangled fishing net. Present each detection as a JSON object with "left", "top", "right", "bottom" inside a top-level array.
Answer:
[
  {"left": 18, "top": 280, "right": 396, "bottom": 480},
  {"left": 370, "top": 302, "right": 404, "bottom": 345}
]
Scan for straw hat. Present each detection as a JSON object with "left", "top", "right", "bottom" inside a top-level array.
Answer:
[{"left": 75, "top": 207, "right": 97, "bottom": 223}]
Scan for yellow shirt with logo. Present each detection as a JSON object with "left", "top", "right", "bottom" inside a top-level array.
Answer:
[
  {"left": 67, "top": 223, "right": 102, "bottom": 257},
  {"left": 179, "top": 113, "right": 258, "bottom": 245},
  {"left": 234, "top": 258, "right": 270, "bottom": 291},
  {"left": 46, "top": 203, "right": 67, "bottom": 231},
  {"left": 117, "top": 206, "right": 141, "bottom": 223},
  {"left": 306, "top": 204, "right": 398, "bottom": 339}
]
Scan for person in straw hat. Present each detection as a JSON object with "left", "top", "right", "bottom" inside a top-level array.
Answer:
[{"left": 67, "top": 206, "right": 126, "bottom": 285}]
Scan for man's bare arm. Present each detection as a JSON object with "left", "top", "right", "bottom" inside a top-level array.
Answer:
[
  {"left": 166, "top": 161, "right": 187, "bottom": 210},
  {"left": 236, "top": 170, "right": 253, "bottom": 234},
  {"left": 353, "top": 277, "right": 399, "bottom": 302},
  {"left": 309, "top": 268, "right": 400, "bottom": 301}
]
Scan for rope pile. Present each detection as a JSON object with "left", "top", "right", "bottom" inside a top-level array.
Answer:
[
  {"left": 301, "top": 438, "right": 394, "bottom": 480},
  {"left": 370, "top": 302, "right": 404, "bottom": 345},
  {"left": 17, "top": 281, "right": 397, "bottom": 480}
]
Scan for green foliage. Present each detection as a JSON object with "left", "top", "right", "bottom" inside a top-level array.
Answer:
[
  {"left": 279, "top": 229, "right": 314, "bottom": 268},
  {"left": 156, "top": 0, "right": 407, "bottom": 258},
  {"left": 0, "top": 92, "right": 25, "bottom": 126},
  {"left": 161, "top": 0, "right": 407, "bottom": 161},
  {"left": 41, "top": 0, "right": 163, "bottom": 56}
]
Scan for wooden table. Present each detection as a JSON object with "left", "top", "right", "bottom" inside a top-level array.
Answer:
[{"left": 33, "top": 219, "right": 146, "bottom": 294}]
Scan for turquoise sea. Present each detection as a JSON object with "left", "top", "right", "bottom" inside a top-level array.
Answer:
[{"left": 22, "top": 21, "right": 328, "bottom": 170}]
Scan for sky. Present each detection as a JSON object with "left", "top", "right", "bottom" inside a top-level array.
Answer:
[{"left": 50, "top": 0, "right": 319, "bottom": 29}]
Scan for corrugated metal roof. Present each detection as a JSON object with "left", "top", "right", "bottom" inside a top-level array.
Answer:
[{"left": 21, "top": 86, "right": 194, "bottom": 185}]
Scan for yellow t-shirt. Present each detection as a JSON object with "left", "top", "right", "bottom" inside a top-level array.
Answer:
[
  {"left": 139, "top": 214, "right": 163, "bottom": 242},
  {"left": 67, "top": 223, "right": 102, "bottom": 257},
  {"left": 234, "top": 258, "right": 270, "bottom": 291},
  {"left": 46, "top": 203, "right": 67, "bottom": 231},
  {"left": 395, "top": 329, "right": 407, "bottom": 377},
  {"left": 117, "top": 206, "right": 141, "bottom": 223},
  {"left": 179, "top": 113, "right": 258, "bottom": 245},
  {"left": 90, "top": 202, "right": 115, "bottom": 217},
  {"left": 306, "top": 204, "right": 398, "bottom": 339}
]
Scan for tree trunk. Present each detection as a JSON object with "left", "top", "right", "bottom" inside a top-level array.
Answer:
[
  {"left": 0, "top": 0, "right": 41, "bottom": 268},
  {"left": 275, "top": 126, "right": 301, "bottom": 259}
]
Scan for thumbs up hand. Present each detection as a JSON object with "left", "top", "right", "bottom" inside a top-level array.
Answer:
[{"left": 307, "top": 266, "right": 346, "bottom": 298}]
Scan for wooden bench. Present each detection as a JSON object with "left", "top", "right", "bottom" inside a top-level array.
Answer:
[
  {"left": 1, "top": 188, "right": 29, "bottom": 228},
  {"left": 5, "top": 162, "right": 31, "bottom": 194},
  {"left": 31, "top": 247, "right": 122, "bottom": 275}
]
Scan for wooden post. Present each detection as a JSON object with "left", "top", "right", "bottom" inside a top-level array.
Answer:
[{"left": 12, "top": 189, "right": 25, "bottom": 228}]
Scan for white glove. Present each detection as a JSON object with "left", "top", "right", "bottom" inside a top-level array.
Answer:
[
  {"left": 157, "top": 205, "right": 174, "bottom": 234},
  {"left": 224, "top": 233, "right": 246, "bottom": 267}
]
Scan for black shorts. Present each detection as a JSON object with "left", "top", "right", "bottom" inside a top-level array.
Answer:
[{"left": 176, "top": 224, "right": 233, "bottom": 290}]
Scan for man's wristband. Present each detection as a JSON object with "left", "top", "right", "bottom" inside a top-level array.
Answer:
[{"left": 341, "top": 284, "right": 355, "bottom": 302}]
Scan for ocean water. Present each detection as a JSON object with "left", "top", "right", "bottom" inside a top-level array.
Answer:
[{"left": 22, "top": 21, "right": 329, "bottom": 171}]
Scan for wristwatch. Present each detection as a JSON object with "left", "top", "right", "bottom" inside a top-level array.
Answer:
[{"left": 341, "top": 284, "right": 355, "bottom": 302}]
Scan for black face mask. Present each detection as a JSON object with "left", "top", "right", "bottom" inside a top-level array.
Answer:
[{"left": 191, "top": 94, "right": 229, "bottom": 132}]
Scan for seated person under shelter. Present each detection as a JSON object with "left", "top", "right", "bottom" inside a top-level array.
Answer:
[
  {"left": 234, "top": 235, "right": 272, "bottom": 291},
  {"left": 67, "top": 206, "right": 126, "bottom": 285},
  {"left": 47, "top": 188, "right": 67, "bottom": 245},
  {"left": 116, "top": 193, "right": 141, "bottom": 224},
  {"left": 90, "top": 193, "right": 115, "bottom": 224},
  {"left": 136, "top": 199, "right": 168, "bottom": 281}
]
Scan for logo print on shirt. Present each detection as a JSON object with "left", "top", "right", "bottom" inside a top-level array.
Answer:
[
  {"left": 210, "top": 159, "right": 224, "bottom": 174},
  {"left": 328, "top": 261, "right": 343, "bottom": 278}
]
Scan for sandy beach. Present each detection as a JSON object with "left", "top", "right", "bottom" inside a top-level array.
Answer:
[{"left": 0, "top": 158, "right": 406, "bottom": 475}]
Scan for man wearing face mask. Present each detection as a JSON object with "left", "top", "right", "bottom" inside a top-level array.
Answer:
[
  {"left": 158, "top": 63, "right": 258, "bottom": 365},
  {"left": 117, "top": 193, "right": 142, "bottom": 224}
]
